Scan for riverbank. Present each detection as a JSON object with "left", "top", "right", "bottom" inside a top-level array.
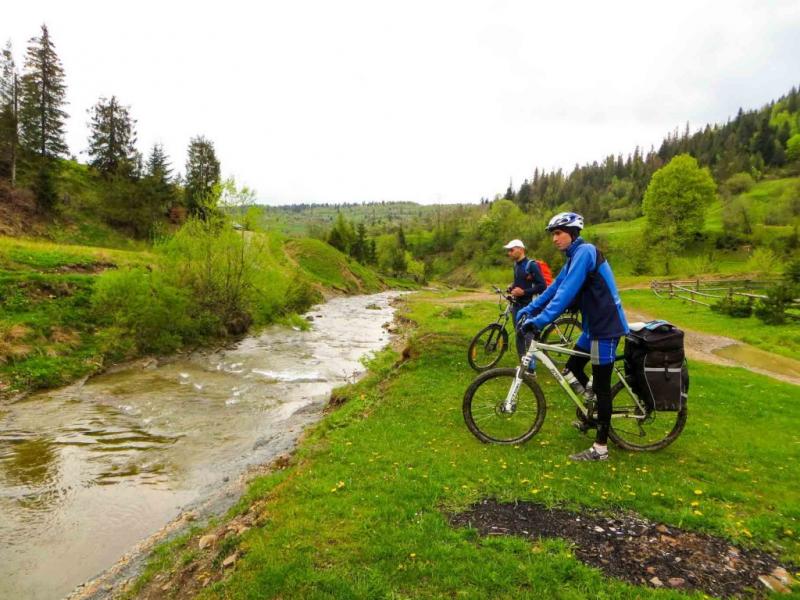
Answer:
[
  {"left": 0, "top": 231, "right": 388, "bottom": 403},
  {"left": 124, "top": 290, "right": 800, "bottom": 598},
  {"left": 1, "top": 292, "right": 402, "bottom": 600}
]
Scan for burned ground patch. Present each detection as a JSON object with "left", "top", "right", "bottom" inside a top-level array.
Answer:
[{"left": 450, "top": 499, "right": 797, "bottom": 598}]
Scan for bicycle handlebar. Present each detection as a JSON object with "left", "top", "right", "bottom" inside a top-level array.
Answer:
[{"left": 491, "top": 286, "right": 515, "bottom": 304}]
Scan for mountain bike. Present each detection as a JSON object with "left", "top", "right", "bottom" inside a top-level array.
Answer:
[
  {"left": 467, "top": 287, "right": 582, "bottom": 372},
  {"left": 462, "top": 335, "right": 687, "bottom": 451}
]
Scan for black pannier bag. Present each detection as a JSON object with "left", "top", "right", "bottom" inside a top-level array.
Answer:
[{"left": 624, "top": 320, "right": 688, "bottom": 411}]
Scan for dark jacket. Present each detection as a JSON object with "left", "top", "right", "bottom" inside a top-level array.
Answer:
[
  {"left": 511, "top": 257, "right": 546, "bottom": 307},
  {"left": 517, "top": 238, "right": 628, "bottom": 339}
]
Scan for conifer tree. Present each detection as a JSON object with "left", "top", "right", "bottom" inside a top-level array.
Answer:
[
  {"left": 140, "top": 143, "right": 176, "bottom": 213},
  {"left": 351, "top": 221, "right": 368, "bottom": 263},
  {"left": 397, "top": 224, "right": 407, "bottom": 250},
  {"left": 0, "top": 40, "right": 20, "bottom": 185},
  {"left": 86, "top": 95, "right": 137, "bottom": 176},
  {"left": 146, "top": 143, "right": 172, "bottom": 183},
  {"left": 19, "top": 24, "right": 68, "bottom": 158},
  {"left": 184, "top": 135, "right": 221, "bottom": 218}
]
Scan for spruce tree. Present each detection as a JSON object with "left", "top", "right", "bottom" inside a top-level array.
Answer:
[
  {"left": 397, "top": 224, "right": 407, "bottom": 250},
  {"left": 351, "top": 221, "right": 367, "bottom": 263},
  {"left": 19, "top": 24, "right": 68, "bottom": 159},
  {"left": 0, "top": 40, "right": 20, "bottom": 185},
  {"left": 146, "top": 143, "right": 172, "bottom": 183},
  {"left": 86, "top": 95, "right": 137, "bottom": 176},
  {"left": 141, "top": 143, "right": 176, "bottom": 213},
  {"left": 184, "top": 135, "right": 221, "bottom": 218}
]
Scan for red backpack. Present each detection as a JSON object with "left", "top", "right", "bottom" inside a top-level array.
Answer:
[{"left": 535, "top": 260, "right": 553, "bottom": 286}]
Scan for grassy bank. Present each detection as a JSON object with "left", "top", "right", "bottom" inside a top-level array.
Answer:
[
  {"left": 0, "top": 228, "right": 385, "bottom": 399},
  {"left": 133, "top": 291, "right": 800, "bottom": 598}
]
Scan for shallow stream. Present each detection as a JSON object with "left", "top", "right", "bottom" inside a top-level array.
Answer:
[{"left": 0, "top": 292, "right": 398, "bottom": 600}]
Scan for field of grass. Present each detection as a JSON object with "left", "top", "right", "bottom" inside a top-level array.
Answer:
[
  {"left": 133, "top": 291, "right": 800, "bottom": 598},
  {"left": 0, "top": 236, "right": 153, "bottom": 271},
  {"left": 621, "top": 289, "right": 800, "bottom": 361}
]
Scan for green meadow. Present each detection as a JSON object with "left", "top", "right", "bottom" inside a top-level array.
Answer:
[{"left": 131, "top": 290, "right": 800, "bottom": 599}]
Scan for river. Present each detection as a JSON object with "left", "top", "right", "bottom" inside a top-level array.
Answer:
[{"left": 0, "top": 292, "right": 399, "bottom": 600}]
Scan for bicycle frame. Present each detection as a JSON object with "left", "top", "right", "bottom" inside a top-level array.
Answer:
[{"left": 511, "top": 338, "right": 648, "bottom": 420}]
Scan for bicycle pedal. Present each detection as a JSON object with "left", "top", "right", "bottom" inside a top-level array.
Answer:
[{"left": 571, "top": 420, "right": 593, "bottom": 434}]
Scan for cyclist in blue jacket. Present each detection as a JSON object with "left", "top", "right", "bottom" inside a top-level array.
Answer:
[
  {"left": 516, "top": 212, "right": 629, "bottom": 461},
  {"left": 503, "top": 239, "right": 546, "bottom": 359}
]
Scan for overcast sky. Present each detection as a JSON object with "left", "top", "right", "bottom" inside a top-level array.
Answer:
[{"left": 6, "top": 1, "right": 800, "bottom": 205}]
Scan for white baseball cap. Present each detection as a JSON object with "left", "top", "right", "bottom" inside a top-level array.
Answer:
[{"left": 503, "top": 239, "right": 525, "bottom": 249}]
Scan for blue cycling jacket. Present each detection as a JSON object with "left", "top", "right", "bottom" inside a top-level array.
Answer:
[{"left": 516, "top": 237, "right": 629, "bottom": 339}]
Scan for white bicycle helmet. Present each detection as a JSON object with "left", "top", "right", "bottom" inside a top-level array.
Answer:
[{"left": 546, "top": 212, "right": 584, "bottom": 232}]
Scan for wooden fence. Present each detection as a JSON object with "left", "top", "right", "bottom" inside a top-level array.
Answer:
[
  {"left": 650, "top": 278, "right": 782, "bottom": 307},
  {"left": 650, "top": 279, "right": 800, "bottom": 323}
]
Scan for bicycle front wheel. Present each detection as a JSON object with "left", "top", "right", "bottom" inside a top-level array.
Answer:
[
  {"left": 463, "top": 368, "right": 547, "bottom": 444},
  {"left": 608, "top": 381, "right": 687, "bottom": 451},
  {"left": 467, "top": 323, "right": 509, "bottom": 371}
]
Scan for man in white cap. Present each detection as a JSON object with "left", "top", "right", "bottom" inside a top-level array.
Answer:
[{"left": 503, "top": 239, "right": 546, "bottom": 359}]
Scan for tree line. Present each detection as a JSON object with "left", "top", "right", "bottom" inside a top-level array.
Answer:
[
  {"left": 0, "top": 24, "right": 226, "bottom": 236},
  {"left": 502, "top": 85, "right": 800, "bottom": 223}
]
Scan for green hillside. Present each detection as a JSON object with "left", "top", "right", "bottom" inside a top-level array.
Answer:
[{"left": 584, "top": 175, "right": 800, "bottom": 279}]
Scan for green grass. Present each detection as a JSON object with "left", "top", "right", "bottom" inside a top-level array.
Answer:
[
  {"left": 0, "top": 271, "right": 102, "bottom": 391},
  {"left": 586, "top": 215, "right": 646, "bottom": 245},
  {"left": 621, "top": 289, "right": 800, "bottom": 361},
  {"left": 0, "top": 237, "right": 155, "bottom": 395},
  {"left": 136, "top": 291, "right": 800, "bottom": 598},
  {"left": 286, "top": 238, "right": 383, "bottom": 293},
  {"left": 0, "top": 235, "right": 152, "bottom": 271}
]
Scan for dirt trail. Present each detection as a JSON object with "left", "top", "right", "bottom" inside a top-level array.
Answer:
[{"left": 625, "top": 307, "right": 800, "bottom": 386}]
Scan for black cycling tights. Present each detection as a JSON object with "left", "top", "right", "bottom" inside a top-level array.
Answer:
[{"left": 564, "top": 350, "right": 613, "bottom": 445}]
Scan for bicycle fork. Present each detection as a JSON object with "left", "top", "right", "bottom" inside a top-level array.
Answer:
[
  {"left": 501, "top": 368, "right": 524, "bottom": 413},
  {"left": 501, "top": 350, "right": 535, "bottom": 413}
]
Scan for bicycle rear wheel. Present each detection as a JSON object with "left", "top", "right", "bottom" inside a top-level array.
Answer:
[
  {"left": 463, "top": 368, "right": 546, "bottom": 444},
  {"left": 467, "top": 323, "right": 509, "bottom": 371},
  {"left": 540, "top": 315, "right": 582, "bottom": 368},
  {"left": 607, "top": 381, "right": 687, "bottom": 451}
]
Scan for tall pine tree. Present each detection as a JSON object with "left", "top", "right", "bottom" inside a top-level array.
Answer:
[
  {"left": 86, "top": 95, "right": 137, "bottom": 176},
  {"left": 184, "top": 135, "right": 220, "bottom": 218},
  {"left": 146, "top": 143, "right": 172, "bottom": 183},
  {"left": 19, "top": 24, "right": 68, "bottom": 159},
  {"left": 0, "top": 40, "right": 20, "bottom": 185},
  {"left": 139, "top": 143, "right": 176, "bottom": 217}
]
